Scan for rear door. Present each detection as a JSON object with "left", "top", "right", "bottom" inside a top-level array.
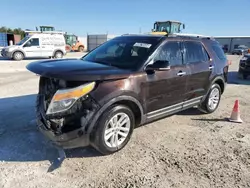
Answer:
[{"left": 183, "top": 40, "right": 214, "bottom": 107}]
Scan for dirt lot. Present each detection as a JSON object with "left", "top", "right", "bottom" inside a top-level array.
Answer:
[{"left": 0, "top": 54, "right": 249, "bottom": 188}]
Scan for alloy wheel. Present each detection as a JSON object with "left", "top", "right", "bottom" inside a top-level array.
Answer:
[
  {"left": 208, "top": 87, "right": 220, "bottom": 110},
  {"left": 104, "top": 112, "right": 131, "bottom": 148}
]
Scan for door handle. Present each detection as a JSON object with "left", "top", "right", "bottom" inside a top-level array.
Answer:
[
  {"left": 177, "top": 71, "right": 186, "bottom": 76},
  {"left": 209, "top": 65, "right": 214, "bottom": 70}
]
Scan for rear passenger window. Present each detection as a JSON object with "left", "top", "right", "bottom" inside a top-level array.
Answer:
[
  {"left": 154, "top": 41, "right": 183, "bottom": 66},
  {"left": 184, "top": 41, "right": 209, "bottom": 64},
  {"left": 212, "top": 45, "right": 227, "bottom": 61}
]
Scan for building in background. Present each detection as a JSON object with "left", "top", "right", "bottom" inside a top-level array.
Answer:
[
  {"left": 214, "top": 36, "right": 250, "bottom": 53},
  {"left": 80, "top": 34, "right": 118, "bottom": 51}
]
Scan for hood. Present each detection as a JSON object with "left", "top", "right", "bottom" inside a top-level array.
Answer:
[
  {"left": 26, "top": 58, "right": 133, "bottom": 81},
  {"left": 3, "top": 45, "right": 18, "bottom": 50}
]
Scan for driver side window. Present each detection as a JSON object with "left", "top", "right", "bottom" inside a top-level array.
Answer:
[
  {"left": 154, "top": 41, "right": 183, "bottom": 66},
  {"left": 24, "top": 38, "right": 39, "bottom": 47}
]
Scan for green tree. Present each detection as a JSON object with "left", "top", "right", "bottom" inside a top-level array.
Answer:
[{"left": 0, "top": 26, "right": 25, "bottom": 39}]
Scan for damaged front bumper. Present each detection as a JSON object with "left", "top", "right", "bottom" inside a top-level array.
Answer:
[
  {"left": 36, "top": 92, "right": 99, "bottom": 149},
  {"left": 37, "top": 118, "right": 90, "bottom": 149}
]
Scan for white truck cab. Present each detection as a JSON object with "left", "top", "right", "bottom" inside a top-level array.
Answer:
[{"left": 1, "top": 32, "right": 67, "bottom": 61}]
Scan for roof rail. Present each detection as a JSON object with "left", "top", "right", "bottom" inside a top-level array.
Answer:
[
  {"left": 24, "top": 30, "right": 65, "bottom": 35},
  {"left": 167, "top": 33, "right": 214, "bottom": 39}
]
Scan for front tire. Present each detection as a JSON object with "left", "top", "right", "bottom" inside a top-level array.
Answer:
[
  {"left": 198, "top": 83, "right": 221, "bottom": 114},
  {"left": 13, "top": 51, "right": 24, "bottom": 61},
  {"left": 91, "top": 105, "right": 135, "bottom": 155}
]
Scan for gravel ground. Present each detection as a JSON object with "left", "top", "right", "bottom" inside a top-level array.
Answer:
[{"left": 0, "top": 54, "right": 250, "bottom": 188}]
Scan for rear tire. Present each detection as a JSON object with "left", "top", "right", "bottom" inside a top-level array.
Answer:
[
  {"left": 12, "top": 51, "right": 24, "bottom": 61},
  {"left": 54, "top": 51, "right": 63, "bottom": 59},
  {"left": 78, "top": 46, "right": 84, "bottom": 52},
  {"left": 198, "top": 83, "right": 221, "bottom": 114},
  {"left": 91, "top": 105, "right": 135, "bottom": 155}
]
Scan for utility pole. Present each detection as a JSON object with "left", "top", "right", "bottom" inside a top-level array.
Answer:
[{"left": 139, "top": 27, "right": 141, "bottom": 34}]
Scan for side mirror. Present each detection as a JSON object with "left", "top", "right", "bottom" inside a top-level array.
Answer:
[{"left": 146, "top": 60, "right": 170, "bottom": 71}]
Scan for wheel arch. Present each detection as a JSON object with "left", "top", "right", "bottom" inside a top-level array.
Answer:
[
  {"left": 86, "top": 95, "right": 146, "bottom": 134},
  {"left": 211, "top": 76, "right": 225, "bottom": 94},
  {"left": 201, "top": 76, "right": 225, "bottom": 103},
  {"left": 11, "top": 50, "right": 26, "bottom": 58},
  {"left": 78, "top": 45, "right": 84, "bottom": 49},
  {"left": 53, "top": 49, "right": 64, "bottom": 57}
]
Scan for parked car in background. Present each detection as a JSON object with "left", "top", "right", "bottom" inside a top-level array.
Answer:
[
  {"left": 232, "top": 45, "right": 249, "bottom": 55},
  {"left": 1, "top": 33, "right": 66, "bottom": 60},
  {"left": 238, "top": 54, "right": 250, "bottom": 79},
  {"left": 26, "top": 34, "right": 228, "bottom": 155}
]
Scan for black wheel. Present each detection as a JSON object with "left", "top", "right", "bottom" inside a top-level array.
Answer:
[
  {"left": 13, "top": 51, "right": 24, "bottom": 61},
  {"left": 78, "top": 46, "right": 84, "bottom": 52},
  {"left": 198, "top": 83, "right": 221, "bottom": 114},
  {"left": 54, "top": 51, "right": 63, "bottom": 59},
  {"left": 91, "top": 105, "right": 135, "bottom": 155},
  {"left": 243, "top": 74, "right": 248, "bottom": 80}
]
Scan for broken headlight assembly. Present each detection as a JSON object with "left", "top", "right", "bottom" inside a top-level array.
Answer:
[{"left": 46, "top": 82, "right": 96, "bottom": 115}]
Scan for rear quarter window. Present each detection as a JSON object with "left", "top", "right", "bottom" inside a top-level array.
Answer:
[{"left": 212, "top": 44, "right": 227, "bottom": 61}]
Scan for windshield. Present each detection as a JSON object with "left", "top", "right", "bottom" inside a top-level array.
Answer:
[
  {"left": 16, "top": 36, "right": 30, "bottom": 46},
  {"left": 155, "top": 22, "right": 171, "bottom": 32},
  {"left": 81, "top": 36, "right": 161, "bottom": 70}
]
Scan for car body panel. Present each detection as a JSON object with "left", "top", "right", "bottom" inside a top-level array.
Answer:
[
  {"left": 26, "top": 34, "right": 228, "bottom": 150},
  {"left": 26, "top": 59, "right": 133, "bottom": 81},
  {"left": 182, "top": 40, "right": 215, "bottom": 101}
]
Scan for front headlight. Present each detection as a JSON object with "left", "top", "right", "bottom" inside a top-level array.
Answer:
[
  {"left": 46, "top": 82, "right": 96, "bottom": 115},
  {"left": 241, "top": 57, "right": 247, "bottom": 61}
]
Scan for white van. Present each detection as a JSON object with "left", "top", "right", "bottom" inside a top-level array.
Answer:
[{"left": 1, "top": 32, "right": 67, "bottom": 61}]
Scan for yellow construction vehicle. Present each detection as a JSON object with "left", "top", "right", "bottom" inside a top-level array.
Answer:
[{"left": 151, "top": 20, "right": 185, "bottom": 35}]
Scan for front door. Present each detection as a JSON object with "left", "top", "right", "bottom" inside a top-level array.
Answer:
[
  {"left": 183, "top": 40, "right": 214, "bottom": 107},
  {"left": 23, "top": 38, "right": 42, "bottom": 57},
  {"left": 145, "top": 40, "right": 190, "bottom": 121}
]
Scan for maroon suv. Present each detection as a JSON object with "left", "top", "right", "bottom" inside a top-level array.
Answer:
[{"left": 26, "top": 34, "right": 229, "bottom": 155}]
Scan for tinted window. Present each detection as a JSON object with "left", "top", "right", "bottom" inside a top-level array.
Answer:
[
  {"left": 82, "top": 36, "right": 161, "bottom": 70},
  {"left": 212, "top": 44, "right": 227, "bottom": 61},
  {"left": 154, "top": 41, "right": 183, "bottom": 66},
  {"left": 29, "top": 38, "right": 39, "bottom": 46},
  {"left": 184, "top": 41, "right": 209, "bottom": 63}
]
